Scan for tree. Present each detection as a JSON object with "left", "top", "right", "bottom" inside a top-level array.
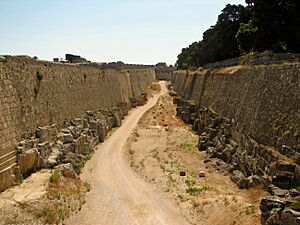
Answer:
[
  {"left": 236, "top": 20, "right": 257, "bottom": 53},
  {"left": 176, "top": 4, "right": 251, "bottom": 69},
  {"left": 252, "top": 0, "right": 300, "bottom": 52}
]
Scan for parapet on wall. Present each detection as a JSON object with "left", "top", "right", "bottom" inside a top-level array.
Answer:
[
  {"left": 172, "top": 65, "right": 300, "bottom": 152},
  {"left": 0, "top": 56, "right": 155, "bottom": 191}
]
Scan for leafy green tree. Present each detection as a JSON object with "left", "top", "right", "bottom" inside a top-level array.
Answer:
[
  {"left": 176, "top": 4, "right": 250, "bottom": 68},
  {"left": 252, "top": 0, "right": 300, "bottom": 52},
  {"left": 176, "top": 0, "right": 300, "bottom": 69},
  {"left": 236, "top": 20, "right": 257, "bottom": 53}
]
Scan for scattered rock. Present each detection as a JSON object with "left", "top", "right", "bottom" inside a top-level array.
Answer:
[
  {"left": 46, "top": 147, "right": 63, "bottom": 168},
  {"left": 58, "top": 132, "right": 74, "bottom": 144},
  {"left": 290, "top": 189, "right": 300, "bottom": 197},
  {"left": 55, "top": 163, "right": 77, "bottom": 179},
  {"left": 199, "top": 171, "right": 206, "bottom": 177},
  {"left": 268, "top": 184, "right": 289, "bottom": 197},
  {"left": 260, "top": 196, "right": 300, "bottom": 225},
  {"left": 18, "top": 148, "right": 40, "bottom": 176},
  {"left": 203, "top": 159, "right": 211, "bottom": 163},
  {"left": 180, "top": 171, "right": 186, "bottom": 176},
  {"left": 0, "top": 55, "right": 6, "bottom": 62}
]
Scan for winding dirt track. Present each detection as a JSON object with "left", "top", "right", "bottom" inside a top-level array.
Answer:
[{"left": 66, "top": 81, "right": 190, "bottom": 225}]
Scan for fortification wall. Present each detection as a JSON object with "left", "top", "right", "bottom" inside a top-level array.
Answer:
[
  {"left": 172, "top": 64, "right": 300, "bottom": 224},
  {"left": 155, "top": 67, "right": 174, "bottom": 80},
  {"left": 0, "top": 56, "right": 155, "bottom": 191},
  {"left": 172, "top": 65, "right": 300, "bottom": 151}
]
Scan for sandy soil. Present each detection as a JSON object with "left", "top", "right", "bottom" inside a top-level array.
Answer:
[
  {"left": 0, "top": 170, "right": 50, "bottom": 225},
  {"left": 126, "top": 85, "right": 267, "bottom": 225},
  {"left": 66, "top": 81, "right": 190, "bottom": 225}
]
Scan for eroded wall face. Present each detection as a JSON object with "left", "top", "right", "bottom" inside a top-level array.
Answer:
[
  {"left": 0, "top": 56, "right": 155, "bottom": 191},
  {"left": 172, "top": 65, "right": 300, "bottom": 151},
  {"left": 173, "top": 65, "right": 300, "bottom": 225}
]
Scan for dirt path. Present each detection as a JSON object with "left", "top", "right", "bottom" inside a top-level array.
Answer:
[
  {"left": 66, "top": 81, "right": 190, "bottom": 225},
  {"left": 126, "top": 88, "right": 266, "bottom": 225}
]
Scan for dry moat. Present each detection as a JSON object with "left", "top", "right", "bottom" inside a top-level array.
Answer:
[{"left": 0, "top": 55, "right": 299, "bottom": 225}]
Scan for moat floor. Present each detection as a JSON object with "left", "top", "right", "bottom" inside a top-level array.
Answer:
[
  {"left": 66, "top": 81, "right": 190, "bottom": 225},
  {"left": 0, "top": 81, "right": 266, "bottom": 225}
]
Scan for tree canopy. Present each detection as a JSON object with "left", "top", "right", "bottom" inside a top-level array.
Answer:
[{"left": 176, "top": 0, "right": 300, "bottom": 69}]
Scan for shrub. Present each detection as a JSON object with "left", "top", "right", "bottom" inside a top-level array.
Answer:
[{"left": 50, "top": 170, "right": 61, "bottom": 183}]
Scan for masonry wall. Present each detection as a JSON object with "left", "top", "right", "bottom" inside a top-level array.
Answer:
[
  {"left": 0, "top": 56, "right": 155, "bottom": 191},
  {"left": 172, "top": 64, "right": 300, "bottom": 152},
  {"left": 155, "top": 67, "right": 174, "bottom": 80}
]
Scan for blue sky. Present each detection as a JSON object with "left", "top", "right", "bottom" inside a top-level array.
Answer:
[{"left": 0, "top": 0, "right": 244, "bottom": 65}]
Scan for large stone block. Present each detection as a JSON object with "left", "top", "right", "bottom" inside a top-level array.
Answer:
[{"left": 18, "top": 148, "right": 40, "bottom": 176}]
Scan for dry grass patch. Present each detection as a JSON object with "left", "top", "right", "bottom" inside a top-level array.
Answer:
[{"left": 22, "top": 175, "right": 89, "bottom": 224}]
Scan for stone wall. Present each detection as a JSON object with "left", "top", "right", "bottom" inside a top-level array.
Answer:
[
  {"left": 155, "top": 67, "right": 175, "bottom": 80},
  {"left": 0, "top": 56, "right": 155, "bottom": 192},
  {"left": 172, "top": 63, "right": 300, "bottom": 225},
  {"left": 204, "top": 52, "right": 300, "bottom": 69},
  {"left": 173, "top": 65, "right": 300, "bottom": 152}
]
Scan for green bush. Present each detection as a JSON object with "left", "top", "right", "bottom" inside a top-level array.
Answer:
[{"left": 50, "top": 170, "right": 61, "bottom": 183}]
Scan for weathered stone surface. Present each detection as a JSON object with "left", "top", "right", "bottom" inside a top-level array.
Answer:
[
  {"left": 199, "top": 171, "right": 206, "bottom": 177},
  {"left": 37, "top": 141, "right": 51, "bottom": 158},
  {"left": 46, "top": 147, "right": 63, "bottom": 168},
  {"left": 268, "top": 185, "right": 289, "bottom": 197},
  {"left": 172, "top": 65, "right": 300, "bottom": 152},
  {"left": 36, "top": 125, "right": 58, "bottom": 143},
  {"left": 58, "top": 132, "right": 73, "bottom": 144},
  {"left": 0, "top": 166, "right": 16, "bottom": 192},
  {"left": 18, "top": 148, "right": 40, "bottom": 176},
  {"left": 0, "top": 56, "right": 155, "bottom": 192},
  {"left": 260, "top": 196, "right": 300, "bottom": 225},
  {"left": 55, "top": 163, "right": 77, "bottom": 179},
  {"left": 180, "top": 171, "right": 186, "bottom": 176},
  {"left": 173, "top": 63, "right": 300, "bottom": 225}
]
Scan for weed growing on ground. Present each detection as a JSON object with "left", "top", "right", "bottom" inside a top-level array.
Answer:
[
  {"left": 191, "top": 199, "right": 200, "bottom": 208},
  {"left": 186, "top": 187, "right": 201, "bottom": 196},
  {"left": 185, "top": 179, "right": 196, "bottom": 188},
  {"left": 186, "top": 182, "right": 211, "bottom": 196},
  {"left": 16, "top": 173, "right": 24, "bottom": 185},
  {"left": 28, "top": 177, "right": 89, "bottom": 224},
  {"left": 128, "top": 149, "right": 135, "bottom": 157},
  {"left": 177, "top": 194, "right": 184, "bottom": 202},
  {"left": 180, "top": 143, "right": 194, "bottom": 151},
  {"left": 245, "top": 204, "right": 256, "bottom": 215},
  {"left": 223, "top": 196, "right": 230, "bottom": 206},
  {"left": 84, "top": 152, "right": 92, "bottom": 161},
  {"left": 49, "top": 170, "right": 60, "bottom": 183}
]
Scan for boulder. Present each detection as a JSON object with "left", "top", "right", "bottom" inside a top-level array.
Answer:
[
  {"left": 18, "top": 148, "right": 40, "bottom": 176},
  {"left": 47, "top": 147, "right": 63, "bottom": 168},
  {"left": 180, "top": 171, "right": 186, "bottom": 176},
  {"left": 268, "top": 184, "right": 289, "bottom": 197},
  {"left": 199, "top": 171, "right": 206, "bottom": 177},
  {"left": 55, "top": 163, "right": 77, "bottom": 179},
  {"left": 260, "top": 196, "right": 286, "bottom": 225},
  {"left": 58, "top": 131, "right": 73, "bottom": 144}
]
